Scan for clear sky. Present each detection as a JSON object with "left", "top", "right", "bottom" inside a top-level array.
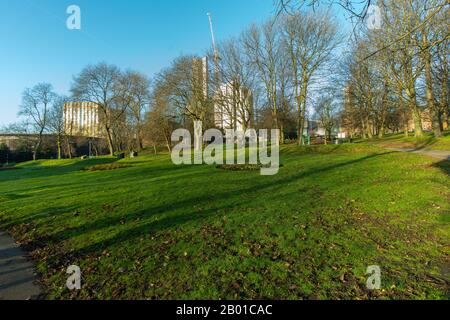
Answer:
[{"left": 0, "top": 0, "right": 349, "bottom": 127}]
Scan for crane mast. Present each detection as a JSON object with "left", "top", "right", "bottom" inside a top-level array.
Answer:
[{"left": 207, "top": 13, "right": 220, "bottom": 95}]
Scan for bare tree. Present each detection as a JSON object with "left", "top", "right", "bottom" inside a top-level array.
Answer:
[
  {"left": 242, "top": 20, "right": 281, "bottom": 133},
  {"left": 19, "top": 83, "right": 56, "bottom": 160},
  {"left": 433, "top": 38, "right": 449, "bottom": 131},
  {"left": 145, "top": 77, "right": 180, "bottom": 153},
  {"left": 280, "top": 11, "right": 341, "bottom": 144},
  {"left": 414, "top": 0, "right": 449, "bottom": 137},
  {"left": 315, "top": 95, "right": 340, "bottom": 144},
  {"left": 156, "top": 56, "right": 212, "bottom": 128},
  {"left": 215, "top": 38, "right": 256, "bottom": 132},
  {"left": 276, "top": 0, "right": 373, "bottom": 21},
  {"left": 71, "top": 63, "right": 124, "bottom": 156},
  {"left": 338, "top": 0, "right": 449, "bottom": 140},
  {"left": 48, "top": 95, "right": 69, "bottom": 159},
  {"left": 117, "top": 71, "right": 151, "bottom": 151}
]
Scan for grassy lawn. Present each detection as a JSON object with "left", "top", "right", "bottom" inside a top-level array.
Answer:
[
  {"left": 0, "top": 144, "right": 449, "bottom": 299},
  {"left": 359, "top": 131, "right": 450, "bottom": 151}
]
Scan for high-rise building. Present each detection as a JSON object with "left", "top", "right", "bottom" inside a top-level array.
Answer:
[
  {"left": 64, "top": 102, "right": 101, "bottom": 137},
  {"left": 192, "top": 57, "right": 209, "bottom": 98},
  {"left": 214, "top": 81, "right": 253, "bottom": 132}
]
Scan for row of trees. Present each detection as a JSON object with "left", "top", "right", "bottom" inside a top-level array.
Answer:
[
  {"left": 341, "top": 0, "right": 449, "bottom": 138},
  {"left": 4, "top": 65, "right": 152, "bottom": 159},
  {"left": 3, "top": 1, "right": 448, "bottom": 161},
  {"left": 148, "top": 10, "right": 343, "bottom": 147}
]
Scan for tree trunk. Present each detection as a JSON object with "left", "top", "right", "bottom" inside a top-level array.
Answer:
[
  {"left": 423, "top": 33, "right": 441, "bottom": 138},
  {"left": 443, "top": 109, "right": 449, "bottom": 131},
  {"left": 298, "top": 77, "right": 309, "bottom": 145},
  {"left": 33, "top": 131, "right": 44, "bottom": 161},
  {"left": 406, "top": 86, "right": 423, "bottom": 137},
  {"left": 64, "top": 135, "right": 72, "bottom": 159},
  {"left": 378, "top": 123, "right": 385, "bottom": 138},
  {"left": 57, "top": 134, "right": 62, "bottom": 160},
  {"left": 441, "top": 60, "right": 449, "bottom": 131},
  {"left": 105, "top": 126, "right": 115, "bottom": 156},
  {"left": 361, "top": 115, "right": 367, "bottom": 139},
  {"left": 297, "top": 113, "right": 303, "bottom": 145},
  {"left": 164, "top": 131, "right": 172, "bottom": 153},
  {"left": 411, "top": 107, "right": 423, "bottom": 138},
  {"left": 365, "top": 117, "right": 373, "bottom": 139},
  {"left": 432, "top": 110, "right": 442, "bottom": 137}
]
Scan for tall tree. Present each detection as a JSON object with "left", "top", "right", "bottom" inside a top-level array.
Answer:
[
  {"left": 242, "top": 20, "right": 281, "bottom": 134},
  {"left": 19, "top": 83, "right": 56, "bottom": 160},
  {"left": 119, "top": 71, "right": 151, "bottom": 151},
  {"left": 281, "top": 11, "right": 341, "bottom": 144},
  {"left": 215, "top": 38, "right": 256, "bottom": 132},
  {"left": 71, "top": 63, "right": 124, "bottom": 155}
]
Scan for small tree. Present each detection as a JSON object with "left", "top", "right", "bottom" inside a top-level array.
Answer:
[
  {"left": 315, "top": 96, "right": 339, "bottom": 144},
  {"left": 48, "top": 96, "right": 69, "bottom": 159}
]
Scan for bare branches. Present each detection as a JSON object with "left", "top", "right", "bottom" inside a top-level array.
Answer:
[{"left": 19, "top": 83, "right": 56, "bottom": 160}]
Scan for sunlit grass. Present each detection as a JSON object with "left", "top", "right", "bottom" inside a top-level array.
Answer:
[{"left": 0, "top": 144, "right": 448, "bottom": 299}]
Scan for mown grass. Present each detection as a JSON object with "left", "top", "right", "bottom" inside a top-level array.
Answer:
[{"left": 0, "top": 144, "right": 448, "bottom": 300}]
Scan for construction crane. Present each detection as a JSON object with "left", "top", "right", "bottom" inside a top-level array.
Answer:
[{"left": 207, "top": 12, "right": 220, "bottom": 95}]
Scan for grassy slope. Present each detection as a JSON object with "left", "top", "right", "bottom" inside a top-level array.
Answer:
[
  {"left": 359, "top": 131, "right": 450, "bottom": 151},
  {"left": 0, "top": 144, "right": 448, "bottom": 299}
]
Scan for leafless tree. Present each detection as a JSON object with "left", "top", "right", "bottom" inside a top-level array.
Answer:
[
  {"left": 315, "top": 95, "right": 340, "bottom": 144},
  {"left": 214, "top": 38, "right": 256, "bottom": 132},
  {"left": 47, "top": 95, "right": 69, "bottom": 159},
  {"left": 280, "top": 11, "right": 342, "bottom": 144},
  {"left": 71, "top": 63, "right": 125, "bottom": 155},
  {"left": 242, "top": 19, "right": 281, "bottom": 133},
  {"left": 155, "top": 55, "right": 212, "bottom": 129},
  {"left": 19, "top": 83, "right": 56, "bottom": 160},
  {"left": 116, "top": 71, "right": 151, "bottom": 151},
  {"left": 276, "top": 0, "right": 372, "bottom": 21},
  {"left": 145, "top": 77, "right": 180, "bottom": 153}
]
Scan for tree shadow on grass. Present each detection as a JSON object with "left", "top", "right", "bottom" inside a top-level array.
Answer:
[
  {"left": 433, "top": 159, "right": 450, "bottom": 176},
  {"left": 1, "top": 165, "right": 213, "bottom": 230},
  {"left": 33, "top": 152, "right": 394, "bottom": 259},
  {"left": 0, "top": 158, "right": 120, "bottom": 183}
]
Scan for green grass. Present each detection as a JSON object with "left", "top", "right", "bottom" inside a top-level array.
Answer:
[
  {"left": 0, "top": 144, "right": 449, "bottom": 300},
  {"left": 359, "top": 131, "right": 450, "bottom": 151}
]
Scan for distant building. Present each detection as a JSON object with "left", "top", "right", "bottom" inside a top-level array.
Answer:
[
  {"left": 64, "top": 102, "right": 101, "bottom": 138},
  {"left": 192, "top": 57, "right": 209, "bottom": 98},
  {"left": 303, "top": 120, "right": 346, "bottom": 140},
  {"left": 186, "top": 57, "right": 210, "bottom": 122},
  {"left": 0, "top": 134, "right": 39, "bottom": 152},
  {"left": 214, "top": 81, "right": 254, "bottom": 132}
]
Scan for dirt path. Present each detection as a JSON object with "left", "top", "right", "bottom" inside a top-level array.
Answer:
[
  {"left": 387, "top": 148, "right": 450, "bottom": 161},
  {"left": 0, "top": 231, "right": 41, "bottom": 300}
]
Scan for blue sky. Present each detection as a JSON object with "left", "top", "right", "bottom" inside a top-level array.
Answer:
[{"left": 0, "top": 0, "right": 349, "bottom": 127}]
